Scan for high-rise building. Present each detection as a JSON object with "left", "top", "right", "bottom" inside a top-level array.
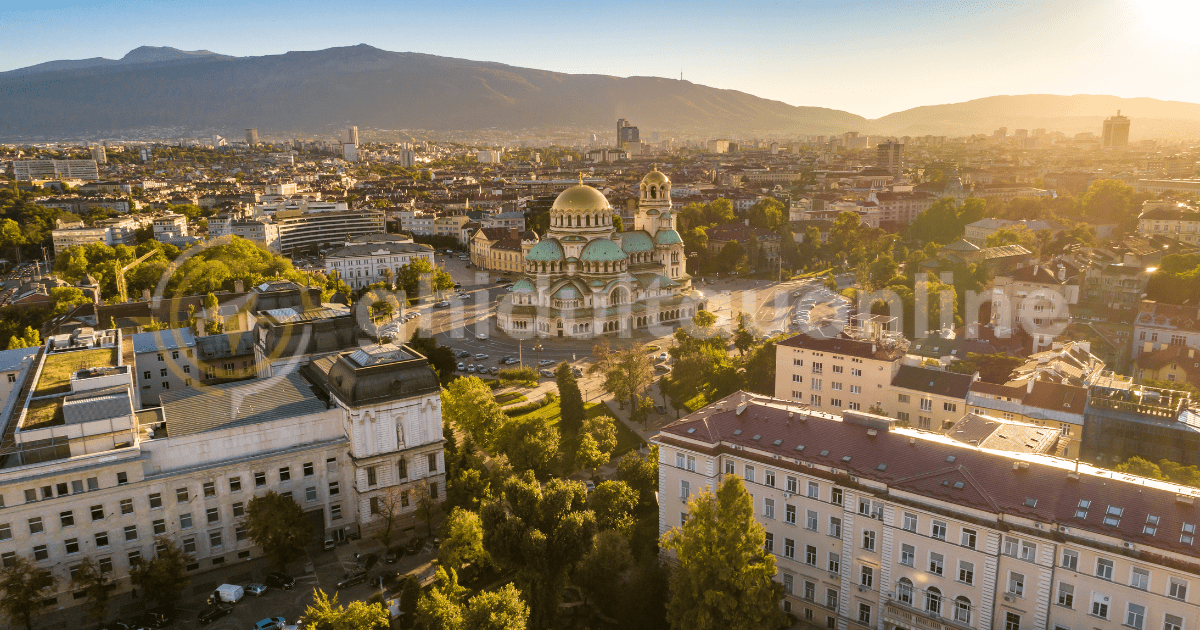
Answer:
[
  {"left": 1102, "top": 110, "right": 1131, "bottom": 149},
  {"left": 993, "top": 127, "right": 1007, "bottom": 140},
  {"left": 245, "top": 128, "right": 259, "bottom": 145},
  {"left": 90, "top": 145, "right": 107, "bottom": 164},
  {"left": 347, "top": 126, "right": 359, "bottom": 146},
  {"left": 875, "top": 141, "right": 904, "bottom": 175},
  {"left": 617, "top": 118, "right": 639, "bottom": 149},
  {"left": 13, "top": 159, "right": 100, "bottom": 181}
]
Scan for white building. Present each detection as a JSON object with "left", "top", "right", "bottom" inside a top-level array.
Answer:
[
  {"left": 476, "top": 150, "right": 502, "bottom": 163},
  {"left": 14, "top": 160, "right": 100, "bottom": 182},
  {"left": 324, "top": 242, "right": 437, "bottom": 289}
]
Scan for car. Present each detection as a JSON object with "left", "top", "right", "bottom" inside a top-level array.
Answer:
[
  {"left": 456, "top": 362, "right": 465, "bottom": 370},
  {"left": 585, "top": 480, "right": 596, "bottom": 494},
  {"left": 654, "top": 365, "right": 670, "bottom": 373},
  {"left": 354, "top": 552, "right": 379, "bottom": 570},
  {"left": 244, "top": 583, "right": 269, "bottom": 597},
  {"left": 254, "top": 618, "right": 287, "bottom": 630},
  {"left": 476, "top": 333, "right": 488, "bottom": 340},
  {"left": 538, "top": 359, "right": 555, "bottom": 366},
  {"left": 384, "top": 547, "right": 402, "bottom": 564},
  {"left": 540, "top": 369, "right": 554, "bottom": 378},
  {"left": 336, "top": 570, "right": 368, "bottom": 589},
  {"left": 456, "top": 350, "right": 472, "bottom": 358},
  {"left": 323, "top": 537, "right": 336, "bottom": 551},
  {"left": 467, "top": 365, "right": 476, "bottom": 373},
  {"left": 572, "top": 368, "right": 582, "bottom": 377},
  {"left": 658, "top": 353, "right": 669, "bottom": 361},
  {"left": 489, "top": 367, "right": 500, "bottom": 375},
  {"left": 265, "top": 572, "right": 295, "bottom": 589},
  {"left": 435, "top": 301, "right": 450, "bottom": 307},
  {"left": 405, "top": 537, "right": 425, "bottom": 554},
  {"left": 655, "top": 404, "right": 668, "bottom": 414},
  {"left": 504, "top": 357, "right": 520, "bottom": 365},
  {"left": 646, "top": 345, "right": 660, "bottom": 352},
  {"left": 197, "top": 605, "right": 233, "bottom": 626},
  {"left": 126, "top": 611, "right": 173, "bottom": 628},
  {"left": 474, "top": 353, "right": 488, "bottom": 360}
]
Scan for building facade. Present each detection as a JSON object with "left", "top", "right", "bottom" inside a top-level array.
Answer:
[{"left": 323, "top": 242, "right": 437, "bottom": 290}]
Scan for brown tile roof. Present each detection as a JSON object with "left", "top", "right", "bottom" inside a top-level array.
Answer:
[
  {"left": 657, "top": 392, "right": 1200, "bottom": 559},
  {"left": 969, "top": 381, "right": 1026, "bottom": 400},
  {"left": 778, "top": 333, "right": 907, "bottom": 362},
  {"left": 891, "top": 365, "right": 974, "bottom": 399}
]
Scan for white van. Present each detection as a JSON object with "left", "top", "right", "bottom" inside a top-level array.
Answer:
[{"left": 209, "top": 583, "right": 245, "bottom": 604}]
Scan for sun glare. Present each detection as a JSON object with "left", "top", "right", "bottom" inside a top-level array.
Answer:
[{"left": 1136, "top": 0, "right": 1200, "bottom": 43}]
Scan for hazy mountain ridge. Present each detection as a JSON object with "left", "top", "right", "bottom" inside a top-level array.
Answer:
[{"left": 2, "top": 45, "right": 1200, "bottom": 140}]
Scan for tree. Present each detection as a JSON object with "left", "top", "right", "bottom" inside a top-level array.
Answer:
[
  {"left": 443, "top": 376, "right": 509, "bottom": 446},
  {"left": 417, "top": 568, "right": 467, "bottom": 630},
  {"left": 589, "top": 480, "right": 638, "bottom": 535},
  {"left": 439, "top": 507, "right": 490, "bottom": 572},
  {"left": 693, "top": 309, "right": 716, "bottom": 329},
  {"left": 582, "top": 415, "right": 618, "bottom": 456},
  {"left": 481, "top": 472, "right": 597, "bottom": 630},
  {"left": 629, "top": 393, "right": 656, "bottom": 429},
  {"left": 575, "top": 530, "right": 634, "bottom": 613},
  {"left": 203, "top": 291, "right": 219, "bottom": 310},
  {"left": 462, "top": 584, "right": 530, "bottom": 630},
  {"left": 245, "top": 490, "right": 312, "bottom": 568},
  {"left": 576, "top": 434, "right": 607, "bottom": 477},
  {"left": 413, "top": 478, "right": 442, "bottom": 537},
  {"left": 617, "top": 447, "right": 659, "bottom": 508},
  {"left": 400, "top": 575, "right": 422, "bottom": 623},
  {"left": 593, "top": 342, "right": 656, "bottom": 411},
  {"left": 661, "top": 476, "right": 785, "bottom": 630},
  {"left": 373, "top": 485, "right": 409, "bottom": 548},
  {"left": 495, "top": 413, "right": 560, "bottom": 479},
  {"left": 407, "top": 328, "right": 458, "bottom": 385},
  {"left": 945, "top": 352, "right": 1023, "bottom": 384},
  {"left": 0, "top": 554, "right": 55, "bottom": 630},
  {"left": 70, "top": 557, "right": 111, "bottom": 623},
  {"left": 1114, "top": 457, "right": 1165, "bottom": 480},
  {"left": 396, "top": 257, "right": 454, "bottom": 298},
  {"left": 555, "top": 362, "right": 586, "bottom": 435},
  {"left": 747, "top": 198, "right": 785, "bottom": 231},
  {"left": 130, "top": 537, "right": 190, "bottom": 611},
  {"left": 303, "top": 589, "right": 389, "bottom": 630},
  {"left": 733, "top": 313, "right": 756, "bottom": 355}
]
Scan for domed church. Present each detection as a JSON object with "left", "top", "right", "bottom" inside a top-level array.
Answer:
[{"left": 497, "top": 170, "right": 703, "bottom": 338}]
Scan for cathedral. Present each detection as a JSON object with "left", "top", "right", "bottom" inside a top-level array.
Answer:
[{"left": 496, "top": 170, "right": 704, "bottom": 338}]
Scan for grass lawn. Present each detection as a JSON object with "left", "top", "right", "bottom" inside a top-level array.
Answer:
[
  {"left": 25, "top": 398, "right": 64, "bottom": 429},
  {"left": 34, "top": 348, "right": 118, "bottom": 396},
  {"left": 494, "top": 392, "right": 528, "bottom": 406},
  {"left": 681, "top": 391, "right": 711, "bottom": 413}
]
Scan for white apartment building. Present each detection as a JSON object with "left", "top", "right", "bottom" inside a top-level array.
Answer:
[
  {"left": 0, "top": 339, "right": 445, "bottom": 616},
  {"left": 1137, "top": 205, "right": 1200, "bottom": 245},
  {"left": 991, "top": 262, "right": 1081, "bottom": 351},
  {"left": 14, "top": 159, "right": 100, "bottom": 182},
  {"left": 656, "top": 392, "right": 1200, "bottom": 630},
  {"left": 1133, "top": 301, "right": 1200, "bottom": 358},
  {"left": 482, "top": 211, "right": 526, "bottom": 232},
  {"left": 324, "top": 242, "right": 437, "bottom": 289}
]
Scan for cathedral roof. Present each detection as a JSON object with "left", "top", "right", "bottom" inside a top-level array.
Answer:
[
  {"left": 642, "top": 170, "right": 669, "bottom": 185},
  {"left": 581, "top": 238, "right": 626, "bottom": 262},
  {"left": 552, "top": 184, "right": 610, "bottom": 212},
  {"left": 511, "top": 278, "right": 536, "bottom": 293},
  {"left": 527, "top": 239, "right": 564, "bottom": 261},
  {"left": 552, "top": 285, "right": 581, "bottom": 300},
  {"left": 620, "top": 231, "right": 654, "bottom": 254},
  {"left": 655, "top": 229, "right": 683, "bottom": 246}
]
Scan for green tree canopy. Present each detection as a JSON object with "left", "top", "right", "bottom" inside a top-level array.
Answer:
[
  {"left": 303, "top": 589, "right": 389, "bottom": 630},
  {"left": 0, "top": 554, "right": 55, "bottom": 630},
  {"left": 439, "top": 507, "right": 490, "bottom": 572},
  {"left": 443, "top": 375, "right": 509, "bottom": 446},
  {"left": 574, "top": 530, "right": 634, "bottom": 614},
  {"left": 555, "top": 362, "right": 585, "bottom": 435},
  {"left": 589, "top": 480, "right": 638, "bottom": 535},
  {"left": 130, "top": 537, "right": 190, "bottom": 611},
  {"left": 245, "top": 490, "right": 312, "bottom": 568}
]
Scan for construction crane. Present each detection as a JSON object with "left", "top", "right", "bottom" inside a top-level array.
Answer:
[{"left": 116, "top": 250, "right": 157, "bottom": 303}]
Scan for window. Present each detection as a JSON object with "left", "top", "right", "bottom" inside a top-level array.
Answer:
[
  {"left": 920, "top": 399, "right": 933, "bottom": 411},
  {"left": 236, "top": 525, "right": 248, "bottom": 541},
  {"left": 254, "top": 472, "right": 266, "bottom": 487},
  {"left": 202, "top": 482, "right": 215, "bottom": 497},
  {"left": 1091, "top": 592, "right": 1109, "bottom": 619},
  {"left": 1131, "top": 567, "right": 1150, "bottom": 590},
  {"left": 180, "top": 513, "right": 192, "bottom": 529},
  {"left": 1169, "top": 577, "right": 1188, "bottom": 600},
  {"left": 782, "top": 504, "right": 795, "bottom": 525},
  {"left": 898, "top": 393, "right": 910, "bottom": 403},
  {"left": 33, "top": 545, "right": 48, "bottom": 561},
  {"left": 427, "top": 453, "right": 438, "bottom": 473},
  {"left": 724, "top": 460, "right": 735, "bottom": 475},
  {"left": 91, "top": 505, "right": 104, "bottom": 521},
  {"left": 810, "top": 394, "right": 821, "bottom": 406},
  {"left": 862, "top": 529, "right": 876, "bottom": 551},
  {"left": 811, "top": 379, "right": 822, "bottom": 391},
  {"left": 931, "top": 520, "right": 946, "bottom": 540},
  {"left": 858, "top": 603, "right": 871, "bottom": 625},
  {"left": 367, "top": 466, "right": 377, "bottom": 486},
  {"left": 961, "top": 528, "right": 977, "bottom": 549},
  {"left": 1062, "top": 548, "right": 1078, "bottom": 571},
  {"left": 786, "top": 476, "right": 797, "bottom": 493},
  {"left": 1020, "top": 540, "right": 1037, "bottom": 562},
  {"left": 305, "top": 487, "right": 317, "bottom": 502},
  {"left": 826, "top": 588, "right": 838, "bottom": 610},
  {"left": 0, "top": 523, "right": 9, "bottom": 542},
  {"left": 959, "top": 561, "right": 974, "bottom": 585},
  {"left": 303, "top": 462, "right": 314, "bottom": 477},
  {"left": 1008, "top": 572, "right": 1025, "bottom": 598},
  {"left": 860, "top": 566, "right": 874, "bottom": 588},
  {"left": 370, "top": 497, "right": 380, "bottom": 515},
  {"left": 925, "top": 587, "right": 942, "bottom": 615},
  {"left": 900, "top": 544, "right": 914, "bottom": 566},
  {"left": 764, "top": 498, "right": 774, "bottom": 519},
  {"left": 829, "top": 517, "right": 841, "bottom": 538},
  {"left": 954, "top": 597, "right": 972, "bottom": 624},
  {"left": 744, "top": 465, "right": 755, "bottom": 483},
  {"left": 680, "top": 480, "right": 691, "bottom": 499},
  {"left": 1057, "top": 582, "right": 1074, "bottom": 608},
  {"left": 1126, "top": 603, "right": 1145, "bottom": 630},
  {"left": 765, "top": 532, "right": 774, "bottom": 554},
  {"left": 28, "top": 517, "right": 43, "bottom": 534},
  {"left": 784, "top": 538, "right": 795, "bottom": 559},
  {"left": 783, "top": 572, "right": 794, "bottom": 595},
  {"left": 804, "top": 580, "right": 815, "bottom": 601},
  {"left": 149, "top": 493, "right": 162, "bottom": 509},
  {"left": 206, "top": 507, "right": 219, "bottom": 523},
  {"left": 124, "top": 525, "right": 138, "bottom": 541},
  {"left": 330, "top": 504, "right": 342, "bottom": 520},
  {"left": 1165, "top": 614, "right": 1184, "bottom": 630},
  {"left": 812, "top": 362, "right": 823, "bottom": 374},
  {"left": 831, "top": 488, "right": 842, "bottom": 505},
  {"left": 764, "top": 470, "right": 775, "bottom": 487},
  {"left": 1096, "top": 558, "right": 1114, "bottom": 580},
  {"left": 943, "top": 402, "right": 957, "bottom": 412},
  {"left": 805, "top": 544, "right": 816, "bottom": 565},
  {"left": 160, "top": 368, "right": 168, "bottom": 377},
  {"left": 183, "top": 537, "right": 196, "bottom": 554},
  {"left": 798, "top": 509, "right": 815, "bottom": 531},
  {"left": 1005, "top": 611, "right": 1021, "bottom": 630},
  {"left": 120, "top": 499, "right": 133, "bottom": 515},
  {"left": 279, "top": 466, "right": 291, "bottom": 482},
  {"left": 902, "top": 512, "right": 917, "bottom": 532},
  {"left": 152, "top": 518, "right": 166, "bottom": 535},
  {"left": 929, "top": 552, "right": 944, "bottom": 576},
  {"left": 60, "top": 511, "right": 74, "bottom": 528},
  {"left": 65, "top": 538, "right": 79, "bottom": 554},
  {"left": 807, "top": 481, "right": 819, "bottom": 498},
  {"left": 897, "top": 578, "right": 914, "bottom": 605},
  {"left": 210, "top": 530, "right": 223, "bottom": 547},
  {"left": 828, "top": 552, "right": 840, "bottom": 573}
]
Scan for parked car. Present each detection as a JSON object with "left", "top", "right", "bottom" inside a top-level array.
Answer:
[
  {"left": 254, "top": 618, "right": 287, "bottom": 630},
  {"left": 456, "top": 350, "right": 472, "bottom": 358},
  {"left": 265, "top": 572, "right": 295, "bottom": 589},
  {"left": 572, "top": 368, "right": 583, "bottom": 377},
  {"left": 197, "top": 605, "right": 233, "bottom": 626},
  {"left": 244, "top": 583, "right": 269, "bottom": 597},
  {"left": 657, "top": 353, "right": 669, "bottom": 362},
  {"left": 646, "top": 345, "right": 660, "bottom": 352},
  {"left": 538, "top": 359, "right": 555, "bottom": 366},
  {"left": 456, "top": 362, "right": 465, "bottom": 371},
  {"left": 405, "top": 537, "right": 425, "bottom": 554},
  {"left": 655, "top": 404, "right": 668, "bottom": 414},
  {"left": 655, "top": 365, "right": 670, "bottom": 373},
  {"left": 476, "top": 333, "right": 488, "bottom": 340},
  {"left": 585, "top": 480, "right": 596, "bottom": 494},
  {"left": 540, "top": 369, "right": 554, "bottom": 378},
  {"left": 474, "top": 353, "right": 488, "bottom": 359},
  {"left": 467, "top": 365, "right": 476, "bottom": 373},
  {"left": 435, "top": 301, "right": 450, "bottom": 307},
  {"left": 504, "top": 357, "right": 519, "bottom": 365},
  {"left": 207, "top": 584, "right": 243, "bottom": 604},
  {"left": 336, "top": 570, "right": 367, "bottom": 589},
  {"left": 384, "top": 547, "right": 402, "bottom": 564}
]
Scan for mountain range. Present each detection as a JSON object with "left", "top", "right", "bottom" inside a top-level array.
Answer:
[{"left": 2, "top": 44, "right": 1200, "bottom": 140}]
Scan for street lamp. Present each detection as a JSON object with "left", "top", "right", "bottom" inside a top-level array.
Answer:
[{"left": 533, "top": 343, "right": 544, "bottom": 382}]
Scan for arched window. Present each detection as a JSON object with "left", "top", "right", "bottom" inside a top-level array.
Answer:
[
  {"left": 650, "top": 186, "right": 657, "bottom": 199},
  {"left": 954, "top": 596, "right": 972, "bottom": 624},
  {"left": 925, "top": 587, "right": 942, "bottom": 615},
  {"left": 897, "top": 578, "right": 913, "bottom": 605}
]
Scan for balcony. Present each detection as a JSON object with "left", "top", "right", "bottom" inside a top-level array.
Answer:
[{"left": 884, "top": 600, "right": 973, "bottom": 630}]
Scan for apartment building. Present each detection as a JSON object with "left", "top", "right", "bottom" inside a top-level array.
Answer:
[
  {"left": 208, "top": 215, "right": 281, "bottom": 251},
  {"left": 13, "top": 159, "right": 100, "bottom": 181},
  {"left": 482, "top": 211, "right": 526, "bottom": 232},
  {"left": 274, "top": 208, "right": 386, "bottom": 255},
  {"left": 0, "top": 338, "right": 444, "bottom": 615},
  {"left": 991, "top": 262, "right": 1081, "bottom": 351},
  {"left": 470, "top": 227, "right": 536, "bottom": 274},
  {"left": 884, "top": 366, "right": 972, "bottom": 431},
  {"left": 323, "top": 242, "right": 436, "bottom": 290},
  {"left": 656, "top": 392, "right": 1200, "bottom": 630},
  {"left": 1137, "top": 205, "right": 1200, "bottom": 245},
  {"left": 774, "top": 321, "right": 909, "bottom": 414},
  {"left": 1134, "top": 301, "right": 1200, "bottom": 358},
  {"left": 866, "top": 191, "right": 937, "bottom": 227},
  {"left": 434, "top": 215, "right": 469, "bottom": 241}
]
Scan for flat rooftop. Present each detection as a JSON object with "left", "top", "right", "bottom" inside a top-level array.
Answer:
[{"left": 33, "top": 348, "right": 118, "bottom": 397}]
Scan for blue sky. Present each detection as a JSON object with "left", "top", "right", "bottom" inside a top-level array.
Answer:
[{"left": 3, "top": 0, "right": 1198, "bottom": 118}]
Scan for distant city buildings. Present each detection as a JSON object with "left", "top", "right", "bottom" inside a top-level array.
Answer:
[
  {"left": 1102, "top": 110, "right": 1130, "bottom": 148},
  {"left": 616, "top": 118, "right": 639, "bottom": 150},
  {"left": 13, "top": 159, "right": 100, "bottom": 182},
  {"left": 245, "top": 128, "right": 259, "bottom": 145},
  {"left": 875, "top": 141, "right": 904, "bottom": 175}
]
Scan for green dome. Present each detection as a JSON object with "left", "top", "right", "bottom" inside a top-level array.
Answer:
[
  {"left": 580, "top": 238, "right": 626, "bottom": 262},
  {"left": 526, "top": 239, "right": 564, "bottom": 261},
  {"left": 655, "top": 229, "right": 682, "bottom": 246},
  {"left": 511, "top": 278, "right": 536, "bottom": 293},
  {"left": 620, "top": 231, "right": 654, "bottom": 254}
]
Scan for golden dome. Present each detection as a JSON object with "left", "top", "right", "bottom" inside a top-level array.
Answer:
[
  {"left": 552, "top": 184, "right": 611, "bottom": 211},
  {"left": 642, "top": 169, "right": 669, "bottom": 185}
]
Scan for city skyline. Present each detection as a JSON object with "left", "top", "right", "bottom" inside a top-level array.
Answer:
[{"left": 2, "top": 0, "right": 1199, "bottom": 119}]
